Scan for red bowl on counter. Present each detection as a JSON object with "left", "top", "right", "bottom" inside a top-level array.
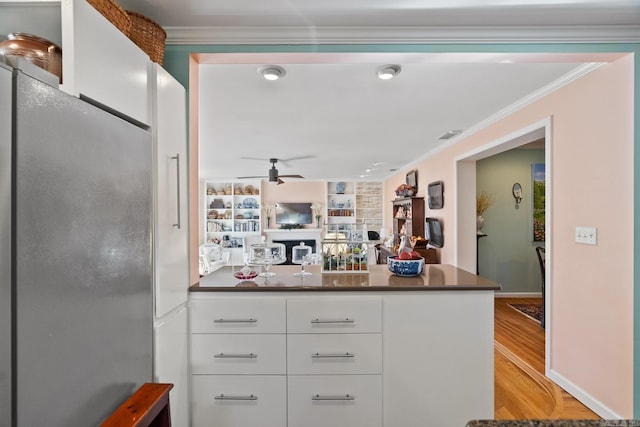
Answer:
[{"left": 234, "top": 270, "right": 259, "bottom": 280}]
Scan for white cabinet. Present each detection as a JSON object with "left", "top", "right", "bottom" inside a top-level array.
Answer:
[
  {"left": 190, "top": 295, "right": 383, "bottom": 427},
  {"left": 153, "top": 307, "right": 189, "bottom": 427},
  {"left": 0, "top": 0, "right": 150, "bottom": 124},
  {"left": 64, "top": 0, "right": 149, "bottom": 123},
  {"left": 191, "top": 334, "right": 286, "bottom": 375},
  {"left": 151, "top": 63, "right": 188, "bottom": 317},
  {"left": 190, "top": 291, "right": 494, "bottom": 427},
  {"left": 192, "top": 375, "right": 287, "bottom": 427},
  {"left": 287, "top": 334, "right": 382, "bottom": 375},
  {"left": 286, "top": 297, "right": 381, "bottom": 333},
  {"left": 288, "top": 375, "right": 383, "bottom": 427},
  {"left": 191, "top": 297, "right": 287, "bottom": 427},
  {"left": 287, "top": 297, "right": 382, "bottom": 424},
  {"left": 150, "top": 65, "right": 189, "bottom": 427},
  {"left": 191, "top": 297, "right": 286, "bottom": 334}
]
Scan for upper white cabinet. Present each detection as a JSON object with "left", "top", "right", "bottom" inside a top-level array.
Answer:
[{"left": 0, "top": 0, "right": 150, "bottom": 124}]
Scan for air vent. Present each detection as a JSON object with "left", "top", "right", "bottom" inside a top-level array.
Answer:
[{"left": 438, "top": 130, "right": 462, "bottom": 140}]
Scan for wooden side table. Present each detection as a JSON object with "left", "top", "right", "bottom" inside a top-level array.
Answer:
[{"left": 476, "top": 233, "right": 487, "bottom": 275}]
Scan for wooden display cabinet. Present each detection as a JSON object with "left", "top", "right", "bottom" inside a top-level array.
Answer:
[{"left": 391, "top": 197, "right": 425, "bottom": 246}]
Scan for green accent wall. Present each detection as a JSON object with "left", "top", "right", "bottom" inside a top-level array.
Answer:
[
  {"left": 476, "top": 149, "right": 545, "bottom": 292},
  {"left": 162, "top": 42, "right": 640, "bottom": 417}
]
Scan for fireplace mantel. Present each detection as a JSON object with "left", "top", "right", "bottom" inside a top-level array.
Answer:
[{"left": 264, "top": 228, "right": 323, "bottom": 248}]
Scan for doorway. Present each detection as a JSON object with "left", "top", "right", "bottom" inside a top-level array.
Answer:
[{"left": 455, "top": 117, "right": 551, "bottom": 374}]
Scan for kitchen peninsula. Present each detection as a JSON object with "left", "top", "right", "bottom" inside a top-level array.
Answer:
[{"left": 190, "top": 264, "right": 500, "bottom": 427}]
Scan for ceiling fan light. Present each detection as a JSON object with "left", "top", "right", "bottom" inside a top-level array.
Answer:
[
  {"left": 259, "top": 65, "right": 286, "bottom": 81},
  {"left": 377, "top": 64, "right": 401, "bottom": 80}
]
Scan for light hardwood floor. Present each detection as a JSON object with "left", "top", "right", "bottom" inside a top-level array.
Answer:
[{"left": 494, "top": 297, "right": 600, "bottom": 420}]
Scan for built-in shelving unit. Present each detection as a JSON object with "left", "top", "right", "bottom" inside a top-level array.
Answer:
[
  {"left": 203, "top": 180, "right": 262, "bottom": 249},
  {"left": 326, "top": 181, "right": 356, "bottom": 224}
]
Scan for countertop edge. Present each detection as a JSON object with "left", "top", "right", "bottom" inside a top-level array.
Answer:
[{"left": 190, "top": 284, "right": 500, "bottom": 292}]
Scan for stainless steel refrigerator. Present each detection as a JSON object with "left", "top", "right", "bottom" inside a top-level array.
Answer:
[{"left": 0, "top": 62, "right": 153, "bottom": 426}]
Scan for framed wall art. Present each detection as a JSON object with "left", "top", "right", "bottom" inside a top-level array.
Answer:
[
  {"left": 406, "top": 169, "right": 418, "bottom": 191},
  {"left": 428, "top": 180, "right": 444, "bottom": 209},
  {"left": 532, "top": 163, "right": 545, "bottom": 241}
]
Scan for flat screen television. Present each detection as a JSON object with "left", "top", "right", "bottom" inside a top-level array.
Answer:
[
  {"left": 425, "top": 217, "right": 444, "bottom": 248},
  {"left": 275, "top": 202, "right": 313, "bottom": 225}
]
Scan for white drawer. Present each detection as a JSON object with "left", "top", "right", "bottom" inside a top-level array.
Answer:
[
  {"left": 288, "top": 374, "right": 382, "bottom": 427},
  {"left": 287, "top": 297, "right": 382, "bottom": 333},
  {"left": 191, "top": 297, "right": 286, "bottom": 333},
  {"left": 192, "top": 334, "right": 286, "bottom": 374},
  {"left": 287, "top": 333, "right": 382, "bottom": 375},
  {"left": 192, "top": 375, "right": 286, "bottom": 427}
]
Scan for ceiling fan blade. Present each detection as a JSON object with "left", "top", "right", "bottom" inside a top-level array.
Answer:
[
  {"left": 239, "top": 156, "right": 269, "bottom": 161},
  {"left": 236, "top": 175, "right": 267, "bottom": 179},
  {"left": 277, "top": 155, "right": 315, "bottom": 167},
  {"left": 277, "top": 178, "right": 285, "bottom": 185},
  {"left": 278, "top": 174, "right": 304, "bottom": 179}
]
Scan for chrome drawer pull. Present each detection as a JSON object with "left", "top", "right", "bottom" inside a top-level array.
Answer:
[
  {"left": 312, "top": 352, "right": 354, "bottom": 358},
  {"left": 312, "top": 394, "right": 355, "bottom": 401},
  {"left": 213, "top": 318, "right": 257, "bottom": 323},
  {"left": 311, "top": 318, "right": 354, "bottom": 324},
  {"left": 214, "top": 353, "right": 258, "bottom": 359},
  {"left": 215, "top": 394, "right": 258, "bottom": 401}
]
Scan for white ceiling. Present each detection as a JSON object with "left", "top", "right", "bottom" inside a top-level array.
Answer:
[
  {"left": 117, "top": 0, "right": 639, "bottom": 182},
  {"left": 118, "top": 0, "right": 640, "bottom": 30}
]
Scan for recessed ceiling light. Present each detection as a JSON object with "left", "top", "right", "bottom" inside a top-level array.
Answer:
[
  {"left": 258, "top": 65, "right": 286, "bottom": 81},
  {"left": 377, "top": 64, "right": 401, "bottom": 80}
]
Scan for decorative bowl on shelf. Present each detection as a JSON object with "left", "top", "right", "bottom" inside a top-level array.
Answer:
[{"left": 387, "top": 255, "right": 425, "bottom": 277}]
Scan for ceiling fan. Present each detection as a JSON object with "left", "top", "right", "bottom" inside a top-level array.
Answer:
[{"left": 237, "top": 158, "right": 305, "bottom": 184}]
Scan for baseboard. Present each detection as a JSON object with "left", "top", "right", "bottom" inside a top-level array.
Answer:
[
  {"left": 495, "top": 292, "right": 542, "bottom": 298},
  {"left": 547, "top": 368, "right": 624, "bottom": 419}
]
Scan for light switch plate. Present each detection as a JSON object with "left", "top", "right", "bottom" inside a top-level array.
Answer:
[{"left": 575, "top": 226, "right": 597, "bottom": 245}]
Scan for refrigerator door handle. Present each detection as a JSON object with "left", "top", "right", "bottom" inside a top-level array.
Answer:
[{"left": 171, "top": 153, "right": 181, "bottom": 229}]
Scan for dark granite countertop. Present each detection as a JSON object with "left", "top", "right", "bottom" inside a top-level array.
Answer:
[
  {"left": 466, "top": 421, "right": 638, "bottom": 426},
  {"left": 191, "top": 263, "right": 501, "bottom": 292}
]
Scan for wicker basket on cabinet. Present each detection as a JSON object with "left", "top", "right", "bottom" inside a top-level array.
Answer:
[
  {"left": 126, "top": 10, "right": 167, "bottom": 64},
  {"left": 86, "top": 0, "right": 131, "bottom": 36}
]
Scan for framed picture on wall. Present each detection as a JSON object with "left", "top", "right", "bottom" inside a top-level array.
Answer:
[
  {"left": 532, "top": 163, "right": 545, "bottom": 241},
  {"left": 428, "top": 180, "right": 444, "bottom": 209},
  {"left": 406, "top": 169, "right": 418, "bottom": 191}
]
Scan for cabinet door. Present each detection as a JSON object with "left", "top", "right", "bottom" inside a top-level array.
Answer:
[
  {"left": 287, "top": 334, "right": 382, "bottom": 375},
  {"left": 191, "top": 334, "right": 286, "bottom": 375},
  {"left": 64, "top": 0, "right": 149, "bottom": 124},
  {"left": 192, "top": 375, "right": 287, "bottom": 427},
  {"left": 152, "top": 64, "right": 189, "bottom": 317},
  {"left": 288, "top": 375, "right": 382, "bottom": 427},
  {"left": 154, "top": 307, "right": 189, "bottom": 427},
  {"left": 287, "top": 297, "right": 381, "bottom": 333},
  {"left": 191, "top": 298, "right": 286, "bottom": 334}
]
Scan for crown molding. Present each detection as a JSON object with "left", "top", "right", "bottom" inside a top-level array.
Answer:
[{"left": 165, "top": 24, "right": 640, "bottom": 45}]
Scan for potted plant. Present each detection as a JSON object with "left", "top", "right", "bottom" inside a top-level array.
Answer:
[{"left": 476, "top": 191, "right": 494, "bottom": 232}]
